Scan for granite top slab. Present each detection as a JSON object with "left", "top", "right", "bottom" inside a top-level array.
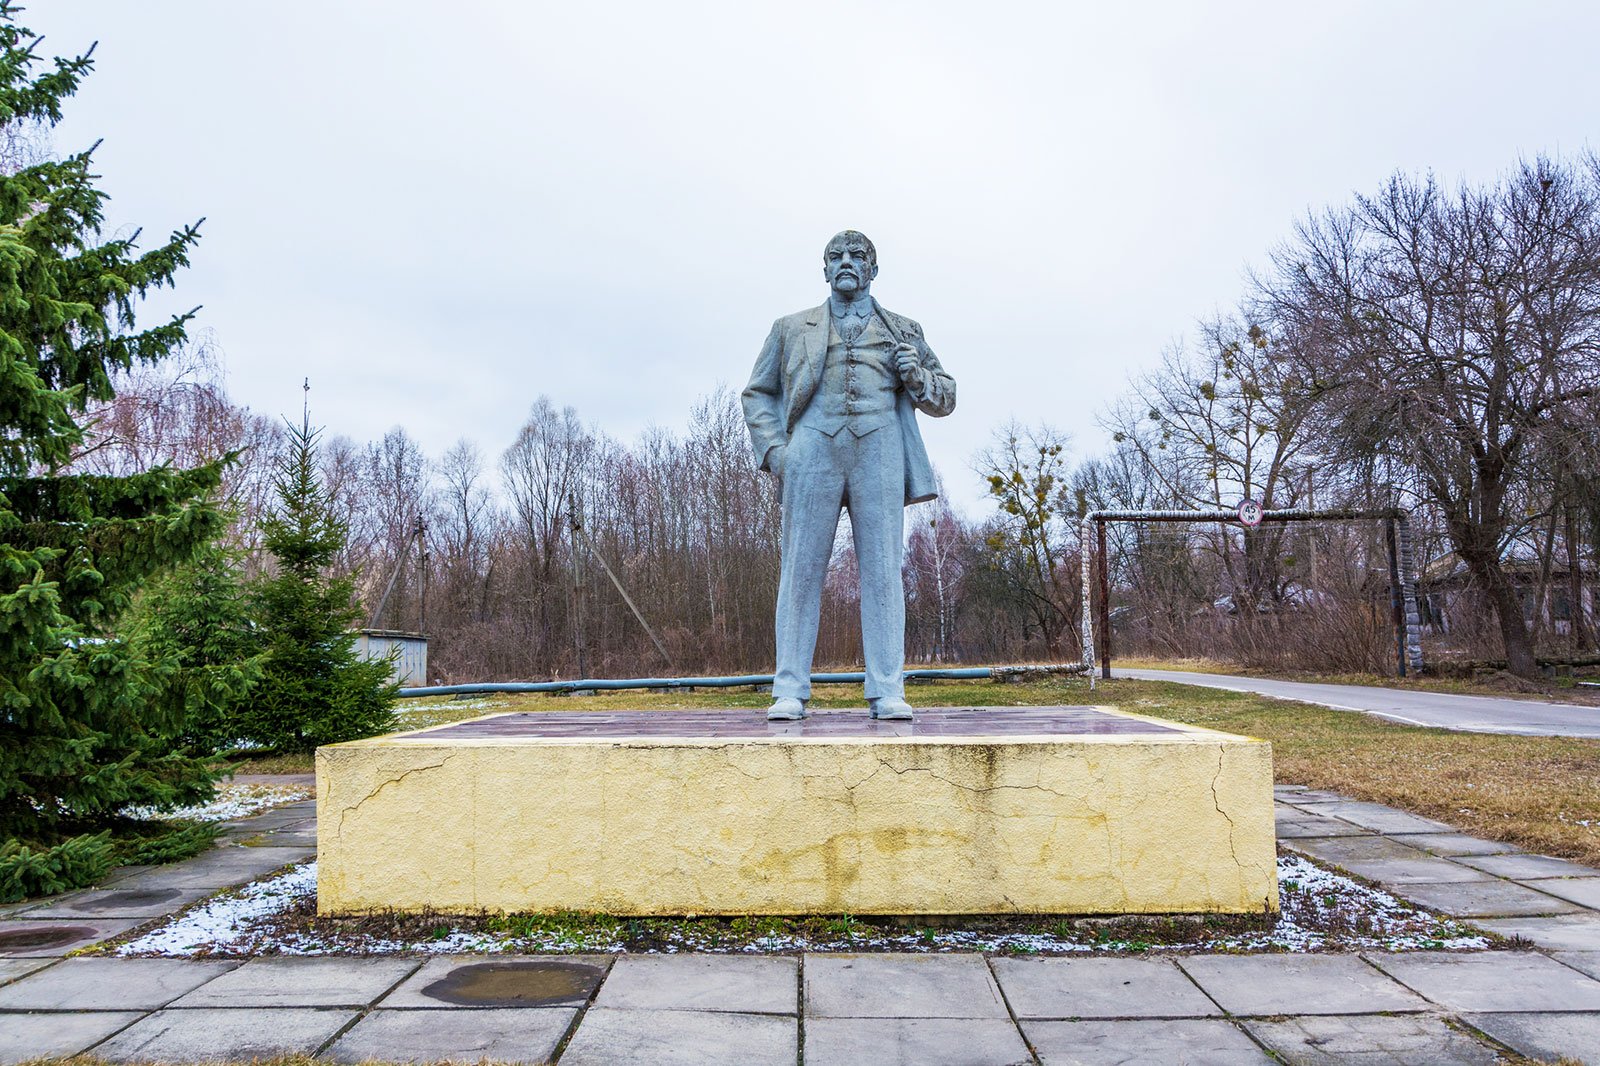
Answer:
[{"left": 401, "top": 706, "right": 1189, "bottom": 742}]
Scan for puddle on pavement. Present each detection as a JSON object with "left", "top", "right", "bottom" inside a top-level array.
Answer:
[
  {"left": 77, "top": 889, "right": 180, "bottom": 913},
  {"left": 0, "top": 924, "right": 95, "bottom": 950},
  {"left": 421, "top": 960, "right": 605, "bottom": 1006}
]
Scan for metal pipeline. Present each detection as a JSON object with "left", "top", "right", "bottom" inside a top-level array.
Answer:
[{"left": 398, "top": 664, "right": 1088, "bottom": 699}]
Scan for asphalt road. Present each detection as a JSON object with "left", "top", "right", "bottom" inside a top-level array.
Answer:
[{"left": 1112, "top": 666, "right": 1600, "bottom": 739}]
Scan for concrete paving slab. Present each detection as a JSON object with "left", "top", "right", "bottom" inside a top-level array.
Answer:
[
  {"left": 1339, "top": 855, "right": 1496, "bottom": 886},
  {"left": 0, "top": 956, "right": 238, "bottom": 1010},
  {"left": 1279, "top": 834, "right": 1429, "bottom": 865},
  {"left": 1176, "top": 954, "right": 1428, "bottom": 1016},
  {"left": 1528, "top": 877, "right": 1600, "bottom": 910},
  {"left": 98, "top": 864, "right": 158, "bottom": 887},
  {"left": 171, "top": 956, "right": 420, "bottom": 1007},
  {"left": 108, "top": 848, "right": 312, "bottom": 891},
  {"left": 1467, "top": 1010, "right": 1600, "bottom": 1063},
  {"left": 1455, "top": 852, "right": 1600, "bottom": 880},
  {"left": 0, "top": 958, "right": 51, "bottom": 985},
  {"left": 0, "top": 1010, "right": 144, "bottom": 1064},
  {"left": 324, "top": 1005, "right": 578, "bottom": 1064},
  {"left": 806, "top": 1017, "right": 1031, "bottom": 1066},
  {"left": 592, "top": 954, "right": 797, "bottom": 1014},
  {"left": 1244, "top": 1013, "right": 1498, "bottom": 1065},
  {"left": 232, "top": 827, "right": 318, "bottom": 846},
  {"left": 1395, "top": 878, "right": 1584, "bottom": 917},
  {"left": 1275, "top": 816, "right": 1370, "bottom": 839},
  {"left": 0, "top": 916, "right": 147, "bottom": 957},
  {"left": 93, "top": 1005, "right": 356, "bottom": 1061},
  {"left": 1555, "top": 951, "right": 1600, "bottom": 980},
  {"left": 1276, "top": 789, "right": 1347, "bottom": 804},
  {"left": 380, "top": 955, "right": 610, "bottom": 1009},
  {"left": 188, "top": 844, "right": 314, "bottom": 869},
  {"left": 228, "top": 809, "right": 313, "bottom": 829},
  {"left": 1308, "top": 801, "right": 1456, "bottom": 834},
  {"left": 184, "top": 838, "right": 312, "bottom": 864},
  {"left": 204, "top": 839, "right": 312, "bottom": 857},
  {"left": 558, "top": 1007, "right": 796, "bottom": 1066},
  {"left": 1477, "top": 914, "right": 1600, "bottom": 950},
  {"left": 990, "top": 956, "right": 1220, "bottom": 1018},
  {"left": 1023, "top": 1018, "right": 1271, "bottom": 1065},
  {"left": 1369, "top": 950, "right": 1600, "bottom": 1012},
  {"left": 240, "top": 831, "right": 318, "bottom": 847},
  {"left": 804, "top": 953, "right": 1009, "bottom": 1018},
  {"left": 1387, "top": 833, "right": 1519, "bottom": 857},
  {"left": 19, "top": 884, "right": 214, "bottom": 919}
]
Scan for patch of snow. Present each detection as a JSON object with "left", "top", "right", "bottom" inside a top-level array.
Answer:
[
  {"left": 115, "top": 853, "right": 1490, "bottom": 958},
  {"left": 119, "top": 863, "right": 317, "bottom": 955},
  {"left": 396, "top": 698, "right": 497, "bottom": 720},
  {"left": 121, "top": 783, "right": 313, "bottom": 824}
]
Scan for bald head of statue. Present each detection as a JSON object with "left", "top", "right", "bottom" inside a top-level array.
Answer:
[{"left": 823, "top": 230, "right": 878, "bottom": 298}]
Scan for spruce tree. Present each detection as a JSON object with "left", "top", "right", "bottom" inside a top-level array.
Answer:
[
  {"left": 123, "top": 543, "right": 262, "bottom": 756},
  {"left": 0, "top": 5, "right": 222, "bottom": 900},
  {"left": 240, "top": 414, "right": 397, "bottom": 752}
]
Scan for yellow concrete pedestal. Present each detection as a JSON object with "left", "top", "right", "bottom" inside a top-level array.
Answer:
[{"left": 316, "top": 707, "right": 1276, "bottom": 917}]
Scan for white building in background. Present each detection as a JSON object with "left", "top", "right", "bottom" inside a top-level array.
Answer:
[{"left": 356, "top": 629, "right": 428, "bottom": 687}]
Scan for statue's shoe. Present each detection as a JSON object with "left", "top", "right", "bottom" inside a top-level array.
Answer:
[
  {"left": 767, "top": 697, "right": 809, "bottom": 721},
  {"left": 868, "top": 697, "right": 914, "bottom": 720}
]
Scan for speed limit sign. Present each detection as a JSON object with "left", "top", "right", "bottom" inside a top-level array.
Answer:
[{"left": 1238, "top": 499, "right": 1264, "bottom": 527}]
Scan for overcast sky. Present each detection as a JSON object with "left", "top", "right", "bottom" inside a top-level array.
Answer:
[{"left": 37, "top": 1, "right": 1600, "bottom": 514}]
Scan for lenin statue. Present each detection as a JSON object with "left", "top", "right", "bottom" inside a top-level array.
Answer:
[{"left": 742, "top": 231, "right": 956, "bottom": 721}]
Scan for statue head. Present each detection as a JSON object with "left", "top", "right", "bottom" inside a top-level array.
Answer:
[{"left": 823, "top": 230, "right": 878, "bottom": 297}]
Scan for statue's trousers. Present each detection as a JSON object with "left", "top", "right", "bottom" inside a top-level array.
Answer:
[{"left": 772, "top": 419, "right": 906, "bottom": 701}]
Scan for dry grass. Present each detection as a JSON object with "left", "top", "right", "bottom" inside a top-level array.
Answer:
[
  {"left": 223, "top": 752, "right": 314, "bottom": 775},
  {"left": 1105, "top": 677, "right": 1600, "bottom": 867}
]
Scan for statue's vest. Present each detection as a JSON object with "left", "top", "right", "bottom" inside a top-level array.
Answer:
[{"left": 799, "top": 314, "right": 899, "bottom": 439}]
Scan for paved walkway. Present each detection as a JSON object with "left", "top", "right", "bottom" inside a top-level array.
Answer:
[
  {"left": 4, "top": 787, "right": 1600, "bottom": 1062},
  {"left": 1116, "top": 665, "right": 1600, "bottom": 738}
]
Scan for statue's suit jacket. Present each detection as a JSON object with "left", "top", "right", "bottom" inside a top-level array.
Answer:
[{"left": 742, "top": 299, "right": 956, "bottom": 505}]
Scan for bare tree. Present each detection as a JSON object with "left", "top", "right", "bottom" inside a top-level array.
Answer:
[
  {"left": 358, "top": 427, "right": 433, "bottom": 630},
  {"left": 904, "top": 481, "right": 972, "bottom": 663},
  {"left": 500, "top": 397, "right": 593, "bottom": 674},
  {"left": 72, "top": 336, "right": 283, "bottom": 563},
  {"left": 1263, "top": 158, "right": 1600, "bottom": 676}
]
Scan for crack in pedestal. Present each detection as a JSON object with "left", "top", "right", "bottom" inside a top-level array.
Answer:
[{"left": 335, "top": 755, "right": 456, "bottom": 838}]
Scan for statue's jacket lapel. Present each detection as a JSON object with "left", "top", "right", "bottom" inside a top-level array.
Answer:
[{"left": 783, "top": 302, "right": 831, "bottom": 433}]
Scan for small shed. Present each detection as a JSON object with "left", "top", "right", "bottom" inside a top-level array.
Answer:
[{"left": 356, "top": 629, "right": 428, "bottom": 687}]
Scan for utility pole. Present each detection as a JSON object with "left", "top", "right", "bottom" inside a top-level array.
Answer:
[
  {"left": 416, "top": 517, "right": 429, "bottom": 633},
  {"left": 1306, "top": 465, "right": 1318, "bottom": 590},
  {"left": 569, "top": 494, "right": 588, "bottom": 678},
  {"left": 569, "top": 507, "right": 675, "bottom": 670},
  {"left": 1384, "top": 517, "right": 1407, "bottom": 678},
  {"left": 1096, "top": 520, "right": 1112, "bottom": 680}
]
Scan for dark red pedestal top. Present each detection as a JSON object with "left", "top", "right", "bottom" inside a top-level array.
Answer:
[{"left": 408, "top": 706, "right": 1184, "bottom": 741}]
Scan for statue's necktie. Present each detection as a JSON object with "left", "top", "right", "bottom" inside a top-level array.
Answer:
[{"left": 835, "top": 310, "right": 872, "bottom": 344}]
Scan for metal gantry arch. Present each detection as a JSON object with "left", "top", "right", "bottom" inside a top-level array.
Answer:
[{"left": 1078, "top": 507, "right": 1425, "bottom": 687}]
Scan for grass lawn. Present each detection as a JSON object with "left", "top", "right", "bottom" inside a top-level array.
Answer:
[{"left": 256, "top": 674, "right": 1598, "bottom": 869}]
